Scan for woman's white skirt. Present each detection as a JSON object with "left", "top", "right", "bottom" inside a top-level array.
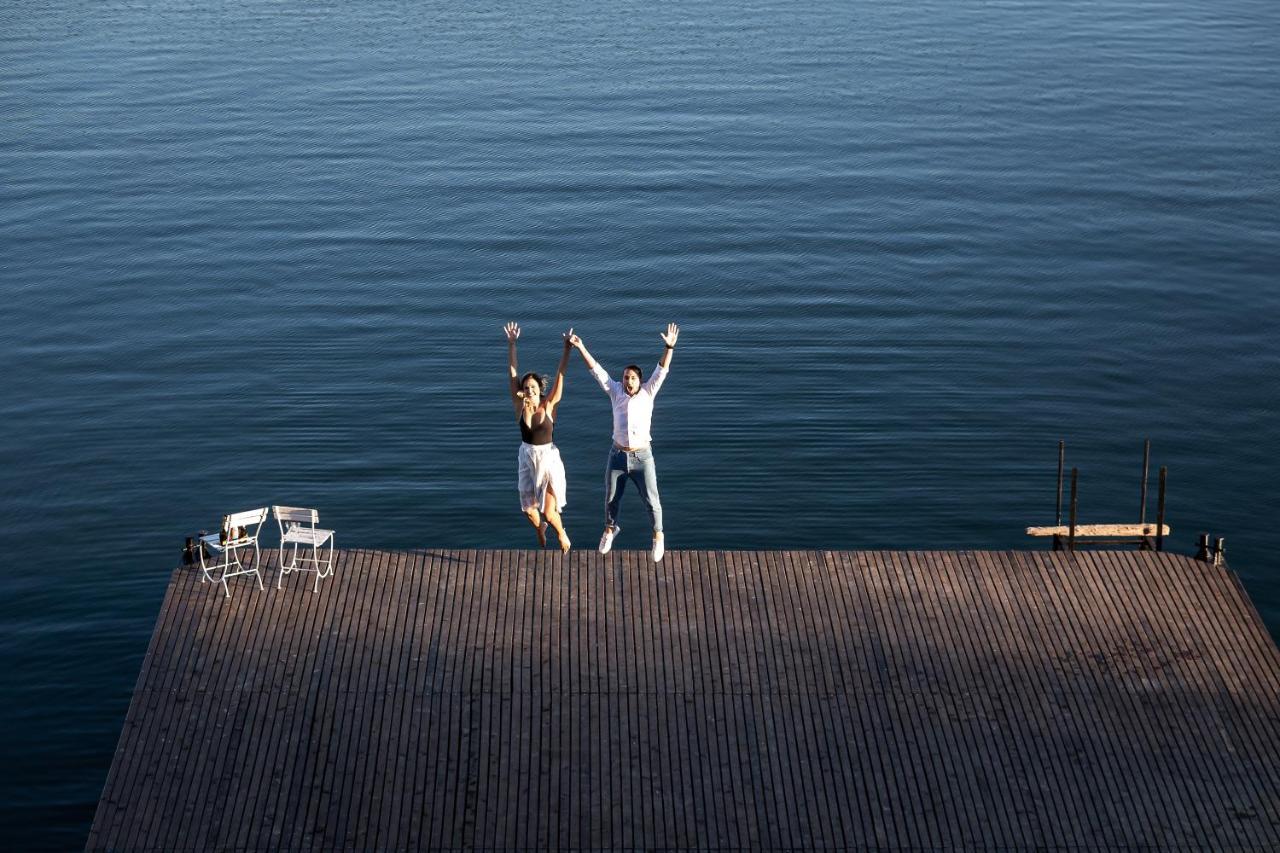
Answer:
[{"left": 518, "top": 442, "right": 567, "bottom": 512}]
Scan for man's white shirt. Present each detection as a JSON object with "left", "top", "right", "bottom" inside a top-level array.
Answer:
[{"left": 590, "top": 363, "right": 668, "bottom": 448}]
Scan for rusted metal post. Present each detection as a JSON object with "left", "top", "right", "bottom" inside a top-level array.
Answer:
[
  {"left": 1068, "top": 468, "right": 1079, "bottom": 552},
  {"left": 1156, "top": 466, "right": 1167, "bottom": 551},
  {"left": 1139, "top": 438, "right": 1150, "bottom": 524},
  {"left": 1196, "top": 532, "right": 1211, "bottom": 562},
  {"left": 1056, "top": 440, "right": 1065, "bottom": 527}
]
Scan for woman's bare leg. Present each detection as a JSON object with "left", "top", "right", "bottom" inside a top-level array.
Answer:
[
  {"left": 524, "top": 507, "right": 545, "bottom": 547},
  {"left": 543, "top": 490, "right": 569, "bottom": 552}
]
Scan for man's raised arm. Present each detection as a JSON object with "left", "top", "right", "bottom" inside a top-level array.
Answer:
[{"left": 644, "top": 322, "right": 679, "bottom": 394}]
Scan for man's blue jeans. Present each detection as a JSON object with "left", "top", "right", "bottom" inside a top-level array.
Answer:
[{"left": 604, "top": 446, "right": 662, "bottom": 533}]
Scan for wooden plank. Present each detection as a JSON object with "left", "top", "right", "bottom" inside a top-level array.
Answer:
[
  {"left": 332, "top": 548, "right": 397, "bottom": 847},
  {"left": 718, "top": 550, "right": 762, "bottom": 845},
  {"left": 821, "top": 551, "right": 883, "bottom": 844},
  {"left": 500, "top": 551, "right": 532, "bottom": 850},
  {"left": 813, "top": 551, "right": 877, "bottom": 843},
  {"left": 308, "top": 547, "right": 381, "bottom": 849},
  {"left": 883, "top": 550, "right": 947, "bottom": 847},
  {"left": 942, "top": 551, "right": 1031, "bottom": 847},
  {"left": 262, "top": 545, "right": 349, "bottom": 851},
  {"left": 906, "top": 552, "right": 984, "bottom": 847},
  {"left": 922, "top": 550, "right": 1007, "bottom": 848},
  {"left": 291, "top": 548, "right": 371, "bottom": 851},
  {"left": 366, "top": 548, "right": 417, "bottom": 850},
  {"left": 386, "top": 548, "right": 431, "bottom": 851},
  {"left": 774, "top": 552, "right": 826, "bottom": 845},
  {"left": 744, "top": 551, "right": 796, "bottom": 846},
  {"left": 232, "top": 546, "right": 331, "bottom": 851},
  {"left": 795, "top": 550, "right": 852, "bottom": 843},
  {"left": 687, "top": 550, "right": 725, "bottom": 847},
  {"left": 473, "top": 548, "right": 507, "bottom": 851},
  {"left": 1026, "top": 523, "right": 1170, "bottom": 537}
]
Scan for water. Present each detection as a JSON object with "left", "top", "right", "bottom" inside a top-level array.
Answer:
[{"left": 2, "top": 0, "right": 1278, "bottom": 846}]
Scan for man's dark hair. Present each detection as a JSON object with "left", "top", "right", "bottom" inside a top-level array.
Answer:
[{"left": 623, "top": 364, "right": 644, "bottom": 381}]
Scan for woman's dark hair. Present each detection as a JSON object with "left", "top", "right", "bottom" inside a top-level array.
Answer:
[
  {"left": 519, "top": 372, "right": 549, "bottom": 394},
  {"left": 623, "top": 364, "right": 644, "bottom": 381}
]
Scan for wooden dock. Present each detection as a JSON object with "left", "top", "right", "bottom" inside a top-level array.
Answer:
[{"left": 88, "top": 549, "right": 1280, "bottom": 850}]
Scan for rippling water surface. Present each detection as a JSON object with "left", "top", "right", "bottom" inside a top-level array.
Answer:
[{"left": 2, "top": 0, "right": 1279, "bottom": 846}]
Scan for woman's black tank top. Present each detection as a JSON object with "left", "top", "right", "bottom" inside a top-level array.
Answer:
[{"left": 519, "top": 411, "right": 554, "bottom": 445}]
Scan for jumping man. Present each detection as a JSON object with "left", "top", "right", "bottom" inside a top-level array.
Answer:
[{"left": 568, "top": 323, "right": 679, "bottom": 561}]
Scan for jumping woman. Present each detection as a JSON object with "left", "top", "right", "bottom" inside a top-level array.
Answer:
[{"left": 505, "top": 321, "right": 572, "bottom": 551}]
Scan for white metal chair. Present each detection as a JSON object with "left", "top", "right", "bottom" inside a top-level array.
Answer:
[
  {"left": 198, "top": 507, "right": 269, "bottom": 598},
  {"left": 273, "top": 506, "right": 335, "bottom": 592}
]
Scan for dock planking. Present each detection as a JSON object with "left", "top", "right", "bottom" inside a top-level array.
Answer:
[{"left": 87, "top": 549, "right": 1280, "bottom": 851}]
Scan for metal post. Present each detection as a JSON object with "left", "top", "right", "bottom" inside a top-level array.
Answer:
[
  {"left": 1214, "top": 537, "right": 1226, "bottom": 567},
  {"left": 1156, "top": 466, "right": 1167, "bottom": 552},
  {"left": 1139, "top": 438, "right": 1150, "bottom": 524},
  {"left": 1068, "top": 468, "right": 1079, "bottom": 552},
  {"left": 1196, "top": 533, "right": 1211, "bottom": 562},
  {"left": 1056, "top": 440, "right": 1065, "bottom": 527}
]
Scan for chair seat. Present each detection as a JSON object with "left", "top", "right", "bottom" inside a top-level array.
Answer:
[
  {"left": 199, "top": 532, "right": 256, "bottom": 552},
  {"left": 281, "top": 525, "right": 335, "bottom": 546}
]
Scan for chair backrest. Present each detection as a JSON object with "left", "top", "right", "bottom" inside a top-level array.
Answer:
[
  {"left": 222, "top": 507, "right": 269, "bottom": 540},
  {"left": 227, "top": 507, "right": 270, "bottom": 528},
  {"left": 273, "top": 505, "right": 319, "bottom": 535}
]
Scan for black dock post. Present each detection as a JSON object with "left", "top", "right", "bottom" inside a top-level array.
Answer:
[
  {"left": 1139, "top": 438, "right": 1150, "bottom": 524},
  {"left": 1068, "top": 468, "right": 1079, "bottom": 552},
  {"left": 1056, "top": 440, "right": 1065, "bottom": 527},
  {"left": 1196, "top": 533, "right": 1211, "bottom": 562},
  {"left": 1156, "top": 466, "right": 1167, "bottom": 552}
]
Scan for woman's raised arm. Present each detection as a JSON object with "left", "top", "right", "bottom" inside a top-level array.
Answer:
[
  {"left": 504, "top": 322, "right": 522, "bottom": 413},
  {"left": 546, "top": 328, "right": 573, "bottom": 414}
]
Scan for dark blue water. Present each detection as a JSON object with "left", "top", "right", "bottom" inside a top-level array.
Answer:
[{"left": 3, "top": 0, "right": 1278, "bottom": 846}]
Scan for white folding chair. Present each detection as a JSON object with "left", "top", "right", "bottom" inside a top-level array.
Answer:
[
  {"left": 198, "top": 507, "right": 269, "bottom": 598},
  {"left": 273, "top": 506, "right": 335, "bottom": 592}
]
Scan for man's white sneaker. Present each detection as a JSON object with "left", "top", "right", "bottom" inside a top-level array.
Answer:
[
  {"left": 651, "top": 534, "right": 665, "bottom": 563},
  {"left": 598, "top": 525, "right": 620, "bottom": 555}
]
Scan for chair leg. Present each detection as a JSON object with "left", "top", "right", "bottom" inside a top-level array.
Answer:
[
  {"left": 253, "top": 542, "right": 264, "bottom": 590},
  {"left": 220, "top": 554, "right": 232, "bottom": 598},
  {"left": 199, "top": 545, "right": 216, "bottom": 584}
]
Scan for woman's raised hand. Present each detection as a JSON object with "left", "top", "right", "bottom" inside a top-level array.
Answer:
[
  {"left": 504, "top": 321, "right": 521, "bottom": 342},
  {"left": 660, "top": 323, "right": 680, "bottom": 348},
  {"left": 564, "top": 328, "right": 581, "bottom": 349}
]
